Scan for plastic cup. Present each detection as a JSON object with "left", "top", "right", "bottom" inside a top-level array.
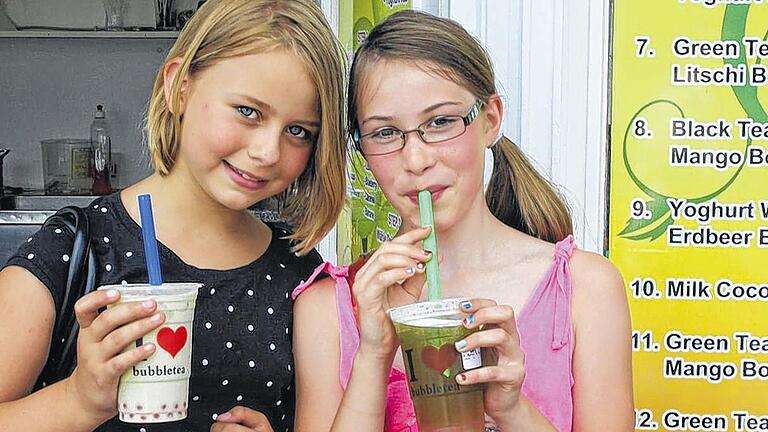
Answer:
[
  {"left": 99, "top": 283, "right": 201, "bottom": 423},
  {"left": 389, "top": 298, "right": 486, "bottom": 432}
]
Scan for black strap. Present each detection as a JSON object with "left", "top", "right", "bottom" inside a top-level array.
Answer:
[{"left": 34, "top": 206, "right": 97, "bottom": 390}]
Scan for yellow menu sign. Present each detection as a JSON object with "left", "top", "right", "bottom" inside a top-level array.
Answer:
[{"left": 610, "top": 1, "right": 768, "bottom": 430}]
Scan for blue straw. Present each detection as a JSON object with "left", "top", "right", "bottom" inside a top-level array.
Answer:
[{"left": 138, "top": 194, "right": 163, "bottom": 286}]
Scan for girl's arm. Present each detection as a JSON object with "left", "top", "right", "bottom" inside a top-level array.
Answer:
[
  {"left": 570, "top": 251, "right": 635, "bottom": 431},
  {"left": 0, "top": 266, "right": 165, "bottom": 432}
]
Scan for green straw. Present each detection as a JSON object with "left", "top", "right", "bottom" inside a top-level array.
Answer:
[{"left": 418, "top": 190, "right": 442, "bottom": 300}]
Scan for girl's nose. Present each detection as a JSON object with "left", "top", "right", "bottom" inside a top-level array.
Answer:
[{"left": 247, "top": 127, "right": 282, "bottom": 166}]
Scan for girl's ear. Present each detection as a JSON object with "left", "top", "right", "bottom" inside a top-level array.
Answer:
[
  {"left": 162, "top": 57, "right": 190, "bottom": 115},
  {"left": 483, "top": 94, "right": 504, "bottom": 147}
]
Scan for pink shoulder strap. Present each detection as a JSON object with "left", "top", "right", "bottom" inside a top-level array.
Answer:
[
  {"left": 292, "top": 262, "right": 360, "bottom": 389},
  {"left": 548, "top": 235, "right": 576, "bottom": 350}
]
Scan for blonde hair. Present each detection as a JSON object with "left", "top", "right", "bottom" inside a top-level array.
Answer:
[
  {"left": 348, "top": 10, "right": 572, "bottom": 243},
  {"left": 146, "top": 0, "right": 346, "bottom": 254}
]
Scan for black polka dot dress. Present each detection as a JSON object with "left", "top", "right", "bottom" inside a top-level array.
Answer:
[{"left": 4, "top": 193, "right": 323, "bottom": 431}]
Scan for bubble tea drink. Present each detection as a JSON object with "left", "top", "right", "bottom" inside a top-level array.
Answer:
[
  {"left": 100, "top": 283, "right": 200, "bottom": 423},
  {"left": 389, "top": 299, "right": 486, "bottom": 432}
]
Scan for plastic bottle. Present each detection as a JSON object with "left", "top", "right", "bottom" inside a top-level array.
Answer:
[{"left": 90, "top": 104, "right": 113, "bottom": 195}]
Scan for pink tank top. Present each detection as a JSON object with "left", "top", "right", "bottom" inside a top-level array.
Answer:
[{"left": 292, "top": 235, "right": 576, "bottom": 432}]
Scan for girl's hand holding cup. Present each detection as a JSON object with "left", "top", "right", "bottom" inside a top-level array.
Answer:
[
  {"left": 454, "top": 298, "right": 526, "bottom": 423},
  {"left": 351, "top": 226, "right": 432, "bottom": 361},
  {"left": 68, "top": 288, "right": 165, "bottom": 421}
]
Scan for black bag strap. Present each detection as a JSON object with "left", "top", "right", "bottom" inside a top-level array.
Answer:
[{"left": 34, "top": 206, "right": 97, "bottom": 390}]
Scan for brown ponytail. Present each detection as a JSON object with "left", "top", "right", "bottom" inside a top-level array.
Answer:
[{"left": 486, "top": 136, "right": 573, "bottom": 243}]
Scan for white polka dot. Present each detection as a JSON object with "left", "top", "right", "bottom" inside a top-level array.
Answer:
[
  {"left": 212, "top": 413, "right": 218, "bottom": 420},
  {"left": 205, "top": 322, "right": 212, "bottom": 329},
  {"left": 300, "top": 280, "right": 305, "bottom": 285},
  {"left": 247, "top": 324, "right": 254, "bottom": 332},
  {"left": 266, "top": 274, "right": 272, "bottom": 281},
  {"left": 248, "top": 360, "right": 255, "bottom": 368},
  {"left": 269, "top": 343, "right": 276, "bottom": 351},
  {"left": 276, "top": 400, "right": 282, "bottom": 406},
  {"left": 62, "top": 254, "right": 70, "bottom": 262},
  {"left": 54, "top": 228, "right": 62, "bottom": 234},
  {"left": 227, "top": 305, "right": 234, "bottom": 313},
  {"left": 247, "top": 289, "right": 254, "bottom": 296},
  {"left": 121, "top": 280, "right": 128, "bottom": 285},
  {"left": 193, "top": 395, "right": 200, "bottom": 401},
  {"left": 282, "top": 414, "right": 286, "bottom": 420},
  {"left": 226, "top": 341, "right": 233, "bottom": 349},
  {"left": 140, "top": 428, "right": 147, "bottom": 432},
  {"left": 285, "top": 292, "right": 289, "bottom": 299},
  {"left": 287, "top": 364, "right": 292, "bottom": 371},
  {"left": 125, "top": 251, "right": 133, "bottom": 257},
  {"left": 103, "top": 236, "right": 110, "bottom": 243},
  {"left": 202, "top": 359, "right": 209, "bottom": 366},
  {"left": 236, "top": 395, "right": 243, "bottom": 401},
  {"left": 26, "top": 237, "right": 32, "bottom": 242},
  {"left": 266, "top": 381, "right": 273, "bottom": 387},
  {"left": 100, "top": 207, "right": 107, "bottom": 213},
  {"left": 222, "top": 379, "right": 229, "bottom": 386},
  {"left": 210, "top": 288, "right": 216, "bottom": 295},
  {"left": 105, "top": 264, "right": 112, "bottom": 272},
  {"left": 27, "top": 253, "right": 34, "bottom": 259},
  {"left": 267, "top": 307, "right": 274, "bottom": 315},
  {"left": 279, "top": 263, "right": 286, "bottom": 269},
  {"left": 294, "top": 252, "right": 300, "bottom": 256},
  {"left": 285, "top": 327, "right": 289, "bottom": 335},
  {"left": 93, "top": 204, "right": 99, "bottom": 209}
]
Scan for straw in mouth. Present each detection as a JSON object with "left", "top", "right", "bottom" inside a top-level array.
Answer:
[{"left": 418, "top": 190, "right": 442, "bottom": 300}]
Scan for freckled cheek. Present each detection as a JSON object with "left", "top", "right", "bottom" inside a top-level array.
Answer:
[{"left": 282, "top": 147, "right": 313, "bottom": 179}]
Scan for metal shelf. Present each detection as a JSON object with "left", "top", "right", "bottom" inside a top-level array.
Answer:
[{"left": 0, "top": 30, "right": 179, "bottom": 39}]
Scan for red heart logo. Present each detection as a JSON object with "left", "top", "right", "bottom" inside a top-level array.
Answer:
[
  {"left": 420, "top": 344, "right": 457, "bottom": 374},
  {"left": 156, "top": 326, "right": 188, "bottom": 358}
]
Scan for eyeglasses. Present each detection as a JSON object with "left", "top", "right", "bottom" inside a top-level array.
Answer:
[{"left": 353, "top": 99, "right": 484, "bottom": 156}]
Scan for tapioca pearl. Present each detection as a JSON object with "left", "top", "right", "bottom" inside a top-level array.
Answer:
[
  {"left": 266, "top": 274, "right": 272, "bottom": 281},
  {"left": 105, "top": 264, "right": 112, "bottom": 272},
  {"left": 126, "top": 251, "right": 133, "bottom": 258},
  {"left": 62, "top": 254, "right": 70, "bottom": 262},
  {"left": 249, "top": 360, "right": 255, "bottom": 368},
  {"left": 103, "top": 236, "right": 110, "bottom": 243},
  {"left": 266, "top": 380, "right": 273, "bottom": 388},
  {"left": 54, "top": 228, "right": 62, "bottom": 234},
  {"left": 225, "top": 341, "right": 233, "bottom": 349},
  {"left": 269, "top": 343, "right": 276, "bottom": 351},
  {"left": 192, "top": 395, "right": 200, "bottom": 401},
  {"left": 267, "top": 307, "right": 274, "bottom": 315},
  {"left": 236, "top": 395, "right": 243, "bottom": 402},
  {"left": 247, "top": 289, "right": 254, "bottom": 296},
  {"left": 205, "top": 321, "right": 212, "bottom": 329},
  {"left": 279, "top": 263, "right": 286, "bottom": 269},
  {"left": 27, "top": 253, "right": 34, "bottom": 259},
  {"left": 247, "top": 324, "right": 254, "bottom": 332},
  {"left": 227, "top": 305, "right": 234, "bottom": 313},
  {"left": 153, "top": 413, "right": 160, "bottom": 419},
  {"left": 201, "top": 358, "right": 209, "bottom": 366},
  {"left": 222, "top": 379, "right": 229, "bottom": 386},
  {"left": 136, "top": 404, "right": 143, "bottom": 410}
]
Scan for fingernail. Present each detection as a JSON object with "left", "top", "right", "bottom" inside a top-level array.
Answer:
[
  {"left": 416, "top": 262, "right": 424, "bottom": 270},
  {"left": 423, "top": 249, "right": 432, "bottom": 256},
  {"left": 151, "top": 313, "right": 164, "bottom": 322},
  {"left": 106, "top": 289, "right": 119, "bottom": 298},
  {"left": 143, "top": 343, "right": 155, "bottom": 352},
  {"left": 461, "top": 301, "right": 472, "bottom": 310},
  {"left": 216, "top": 412, "right": 232, "bottom": 421},
  {"left": 455, "top": 339, "right": 468, "bottom": 351},
  {"left": 456, "top": 373, "right": 467, "bottom": 383},
  {"left": 142, "top": 300, "right": 155, "bottom": 309},
  {"left": 464, "top": 314, "right": 474, "bottom": 326},
  {"left": 406, "top": 267, "right": 415, "bottom": 274}
]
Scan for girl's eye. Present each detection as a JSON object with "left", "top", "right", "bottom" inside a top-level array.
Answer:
[
  {"left": 428, "top": 116, "right": 457, "bottom": 129},
  {"left": 287, "top": 125, "right": 312, "bottom": 140},
  {"left": 237, "top": 106, "right": 259, "bottom": 119},
  {"left": 372, "top": 128, "right": 398, "bottom": 140}
]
